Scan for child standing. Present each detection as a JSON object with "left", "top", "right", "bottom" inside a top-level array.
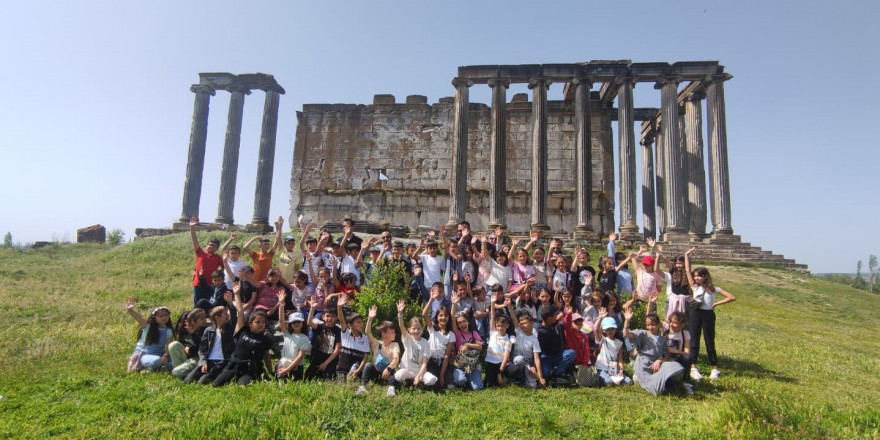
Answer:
[
  {"left": 243, "top": 216, "right": 284, "bottom": 282},
  {"left": 304, "top": 297, "right": 341, "bottom": 380},
  {"left": 484, "top": 297, "right": 513, "bottom": 387},
  {"left": 125, "top": 297, "right": 172, "bottom": 372},
  {"left": 188, "top": 217, "right": 223, "bottom": 308},
  {"left": 422, "top": 294, "right": 455, "bottom": 389},
  {"left": 685, "top": 247, "right": 736, "bottom": 381}
]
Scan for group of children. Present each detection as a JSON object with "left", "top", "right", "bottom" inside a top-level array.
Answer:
[{"left": 125, "top": 215, "right": 736, "bottom": 396}]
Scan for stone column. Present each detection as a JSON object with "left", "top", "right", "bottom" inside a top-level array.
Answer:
[
  {"left": 655, "top": 127, "right": 666, "bottom": 235},
  {"left": 656, "top": 76, "right": 687, "bottom": 240},
  {"left": 529, "top": 77, "right": 551, "bottom": 235},
  {"left": 215, "top": 86, "right": 250, "bottom": 225},
  {"left": 685, "top": 91, "right": 708, "bottom": 236},
  {"left": 641, "top": 132, "right": 657, "bottom": 240},
  {"left": 616, "top": 78, "right": 641, "bottom": 240},
  {"left": 488, "top": 78, "right": 509, "bottom": 231},
  {"left": 249, "top": 87, "right": 283, "bottom": 231},
  {"left": 447, "top": 78, "right": 472, "bottom": 229},
  {"left": 178, "top": 84, "right": 215, "bottom": 223},
  {"left": 573, "top": 77, "right": 594, "bottom": 239},
  {"left": 706, "top": 74, "right": 735, "bottom": 236},
  {"left": 678, "top": 105, "right": 690, "bottom": 232}
]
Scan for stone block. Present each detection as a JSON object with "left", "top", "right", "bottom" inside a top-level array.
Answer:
[
  {"left": 406, "top": 95, "right": 428, "bottom": 105},
  {"left": 77, "top": 224, "right": 106, "bottom": 244}
]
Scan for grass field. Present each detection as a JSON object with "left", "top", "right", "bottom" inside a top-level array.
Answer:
[{"left": 0, "top": 233, "right": 878, "bottom": 439}]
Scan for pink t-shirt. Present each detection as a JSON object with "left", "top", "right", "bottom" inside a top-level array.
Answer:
[
  {"left": 512, "top": 262, "right": 536, "bottom": 286},
  {"left": 254, "top": 281, "right": 283, "bottom": 312},
  {"left": 634, "top": 266, "right": 661, "bottom": 301},
  {"left": 454, "top": 329, "right": 483, "bottom": 352}
]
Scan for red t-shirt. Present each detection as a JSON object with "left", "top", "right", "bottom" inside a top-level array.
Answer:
[{"left": 193, "top": 247, "right": 223, "bottom": 287}]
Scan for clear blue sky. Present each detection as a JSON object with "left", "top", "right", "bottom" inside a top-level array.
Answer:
[{"left": 1, "top": 0, "right": 877, "bottom": 273}]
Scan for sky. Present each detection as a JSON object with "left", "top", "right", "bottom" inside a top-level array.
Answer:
[{"left": 1, "top": 0, "right": 878, "bottom": 274}]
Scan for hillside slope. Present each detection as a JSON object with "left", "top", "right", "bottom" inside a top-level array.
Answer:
[{"left": 0, "top": 234, "right": 878, "bottom": 439}]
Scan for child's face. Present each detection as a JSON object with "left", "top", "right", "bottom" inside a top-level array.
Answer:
[
  {"left": 294, "top": 277, "right": 307, "bottom": 289},
  {"left": 675, "top": 260, "right": 685, "bottom": 271},
  {"left": 437, "top": 310, "right": 449, "bottom": 327},
  {"left": 391, "top": 246, "right": 403, "bottom": 257},
  {"left": 212, "top": 276, "right": 225, "bottom": 288},
  {"left": 495, "top": 319, "right": 509, "bottom": 334},
  {"left": 284, "top": 241, "right": 296, "bottom": 251},
  {"left": 214, "top": 310, "right": 229, "bottom": 326},
  {"left": 538, "top": 291, "right": 551, "bottom": 304},
  {"left": 350, "top": 317, "right": 364, "bottom": 333},
  {"left": 670, "top": 317, "right": 684, "bottom": 332},
  {"left": 475, "top": 289, "right": 486, "bottom": 300},
  {"left": 501, "top": 245, "right": 511, "bottom": 254},
  {"left": 307, "top": 241, "right": 318, "bottom": 252},
  {"left": 496, "top": 254, "right": 507, "bottom": 265},
  {"left": 205, "top": 242, "right": 218, "bottom": 255},
  {"left": 333, "top": 246, "right": 345, "bottom": 257},
  {"left": 427, "top": 245, "right": 438, "bottom": 256},
  {"left": 590, "top": 295, "right": 603, "bottom": 308},
  {"left": 318, "top": 271, "right": 330, "bottom": 283},
  {"left": 573, "top": 318, "right": 584, "bottom": 330},
  {"left": 556, "top": 257, "right": 567, "bottom": 269},
  {"left": 406, "top": 245, "right": 417, "bottom": 258},
  {"left": 609, "top": 297, "right": 618, "bottom": 309},
  {"left": 533, "top": 249, "right": 544, "bottom": 262},
  {"left": 519, "top": 316, "right": 534, "bottom": 333},
  {"left": 382, "top": 327, "right": 396, "bottom": 340},
  {"left": 409, "top": 323, "right": 423, "bottom": 338},
  {"left": 228, "top": 249, "right": 240, "bottom": 261},
  {"left": 431, "top": 285, "right": 442, "bottom": 297},
  {"left": 645, "top": 318, "right": 660, "bottom": 335},
  {"left": 578, "top": 253, "right": 589, "bottom": 265},
  {"left": 290, "top": 321, "right": 304, "bottom": 333},
  {"left": 693, "top": 271, "right": 704, "bottom": 284},
  {"left": 456, "top": 316, "right": 470, "bottom": 332},
  {"left": 562, "top": 293, "right": 572, "bottom": 304},
  {"left": 456, "top": 285, "right": 468, "bottom": 298},
  {"left": 190, "top": 314, "right": 208, "bottom": 330},
  {"left": 543, "top": 314, "right": 557, "bottom": 326},
  {"left": 154, "top": 311, "right": 170, "bottom": 326},
  {"left": 603, "top": 259, "right": 614, "bottom": 270},
  {"left": 603, "top": 327, "right": 617, "bottom": 339},
  {"left": 323, "top": 313, "right": 337, "bottom": 326},
  {"left": 249, "top": 315, "right": 267, "bottom": 333},
  {"left": 517, "top": 250, "right": 528, "bottom": 264},
  {"left": 258, "top": 241, "right": 271, "bottom": 252}
]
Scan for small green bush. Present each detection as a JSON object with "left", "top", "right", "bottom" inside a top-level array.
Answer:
[{"left": 355, "top": 260, "right": 420, "bottom": 324}]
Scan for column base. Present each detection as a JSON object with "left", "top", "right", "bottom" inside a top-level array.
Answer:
[
  {"left": 572, "top": 224, "right": 598, "bottom": 241},
  {"left": 246, "top": 223, "right": 274, "bottom": 234},
  {"left": 172, "top": 222, "right": 192, "bottom": 232},
  {"left": 660, "top": 231, "right": 691, "bottom": 243},
  {"left": 530, "top": 223, "right": 551, "bottom": 239},
  {"left": 487, "top": 222, "right": 506, "bottom": 233},
  {"left": 708, "top": 233, "right": 741, "bottom": 244},
  {"left": 618, "top": 223, "right": 642, "bottom": 241},
  {"left": 215, "top": 216, "right": 234, "bottom": 225},
  {"left": 689, "top": 232, "right": 710, "bottom": 241}
]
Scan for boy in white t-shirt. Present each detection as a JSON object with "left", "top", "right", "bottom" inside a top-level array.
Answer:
[{"left": 505, "top": 301, "right": 545, "bottom": 388}]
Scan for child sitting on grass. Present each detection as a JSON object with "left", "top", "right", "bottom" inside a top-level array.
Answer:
[
  {"left": 355, "top": 305, "right": 401, "bottom": 397},
  {"left": 276, "top": 292, "right": 310, "bottom": 381},
  {"left": 168, "top": 309, "right": 208, "bottom": 379},
  {"left": 395, "top": 302, "right": 437, "bottom": 392},
  {"left": 184, "top": 305, "right": 235, "bottom": 384},
  {"left": 594, "top": 309, "right": 632, "bottom": 387},
  {"left": 211, "top": 283, "right": 273, "bottom": 387},
  {"left": 125, "top": 296, "right": 172, "bottom": 372}
]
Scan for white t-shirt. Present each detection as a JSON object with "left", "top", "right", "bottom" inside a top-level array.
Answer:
[
  {"left": 289, "top": 285, "right": 313, "bottom": 309},
  {"left": 693, "top": 285, "right": 721, "bottom": 310},
  {"left": 596, "top": 337, "right": 623, "bottom": 373},
  {"left": 401, "top": 333, "right": 431, "bottom": 371},
  {"left": 339, "top": 255, "right": 360, "bottom": 285},
  {"left": 420, "top": 254, "right": 446, "bottom": 288},
  {"left": 340, "top": 329, "right": 370, "bottom": 354},
  {"left": 513, "top": 328, "right": 541, "bottom": 359},
  {"left": 485, "top": 330, "right": 512, "bottom": 364},
  {"left": 303, "top": 251, "right": 330, "bottom": 284},
  {"left": 426, "top": 327, "right": 454, "bottom": 360},
  {"left": 280, "top": 332, "right": 311, "bottom": 362},
  {"left": 225, "top": 259, "right": 248, "bottom": 289}
]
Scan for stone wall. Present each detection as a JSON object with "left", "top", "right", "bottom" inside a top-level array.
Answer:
[{"left": 290, "top": 93, "right": 614, "bottom": 235}]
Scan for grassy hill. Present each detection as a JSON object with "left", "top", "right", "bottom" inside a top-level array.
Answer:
[{"left": 0, "top": 233, "right": 878, "bottom": 439}]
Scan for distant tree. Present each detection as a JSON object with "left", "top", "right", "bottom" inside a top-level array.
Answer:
[
  {"left": 870, "top": 255, "right": 879, "bottom": 293},
  {"left": 3, "top": 232, "right": 10, "bottom": 248},
  {"left": 853, "top": 260, "right": 867, "bottom": 289},
  {"left": 107, "top": 229, "right": 125, "bottom": 246}
]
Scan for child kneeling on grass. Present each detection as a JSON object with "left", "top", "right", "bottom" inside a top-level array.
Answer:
[
  {"left": 168, "top": 309, "right": 208, "bottom": 379},
  {"left": 356, "top": 305, "right": 401, "bottom": 396},
  {"left": 125, "top": 296, "right": 172, "bottom": 373},
  {"left": 184, "top": 305, "right": 235, "bottom": 384}
]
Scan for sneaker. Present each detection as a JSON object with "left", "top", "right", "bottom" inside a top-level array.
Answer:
[
  {"left": 355, "top": 385, "right": 367, "bottom": 396},
  {"left": 386, "top": 385, "right": 396, "bottom": 397},
  {"left": 709, "top": 368, "right": 720, "bottom": 380},
  {"left": 683, "top": 383, "right": 695, "bottom": 395},
  {"left": 690, "top": 368, "right": 703, "bottom": 382},
  {"left": 447, "top": 384, "right": 457, "bottom": 391}
]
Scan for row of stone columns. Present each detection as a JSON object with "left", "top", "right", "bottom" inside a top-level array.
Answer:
[
  {"left": 447, "top": 76, "right": 595, "bottom": 238},
  {"left": 178, "top": 81, "right": 284, "bottom": 230},
  {"left": 636, "top": 74, "right": 734, "bottom": 240}
]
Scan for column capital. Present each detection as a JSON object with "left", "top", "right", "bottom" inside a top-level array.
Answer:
[
  {"left": 613, "top": 76, "right": 634, "bottom": 87},
  {"left": 528, "top": 77, "right": 552, "bottom": 89},
  {"left": 190, "top": 84, "right": 216, "bottom": 96},
  {"left": 260, "top": 85, "right": 285, "bottom": 94},
  {"left": 228, "top": 85, "right": 252, "bottom": 95},
  {"left": 704, "top": 73, "right": 734, "bottom": 83},
  {"left": 487, "top": 78, "right": 510, "bottom": 88},
  {"left": 640, "top": 134, "right": 655, "bottom": 146},
  {"left": 452, "top": 77, "right": 474, "bottom": 88},
  {"left": 571, "top": 77, "right": 593, "bottom": 87},
  {"left": 654, "top": 76, "right": 681, "bottom": 89},
  {"left": 686, "top": 90, "right": 706, "bottom": 101}
]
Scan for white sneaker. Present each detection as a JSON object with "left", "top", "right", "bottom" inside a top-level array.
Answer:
[
  {"left": 709, "top": 368, "right": 720, "bottom": 380},
  {"left": 386, "top": 385, "right": 396, "bottom": 397},
  {"left": 690, "top": 368, "right": 703, "bottom": 382},
  {"left": 683, "top": 383, "right": 694, "bottom": 395},
  {"left": 355, "top": 385, "right": 367, "bottom": 396}
]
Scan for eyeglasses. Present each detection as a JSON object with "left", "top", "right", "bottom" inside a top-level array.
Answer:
[{"left": 381, "top": 235, "right": 391, "bottom": 240}]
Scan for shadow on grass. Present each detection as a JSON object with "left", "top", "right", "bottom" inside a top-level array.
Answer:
[{"left": 718, "top": 357, "right": 798, "bottom": 384}]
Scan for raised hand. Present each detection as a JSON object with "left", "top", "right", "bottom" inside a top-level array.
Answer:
[
  {"left": 433, "top": 288, "right": 444, "bottom": 301},
  {"left": 686, "top": 246, "right": 696, "bottom": 256},
  {"left": 309, "top": 297, "right": 320, "bottom": 309},
  {"left": 276, "top": 291, "right": 286, "bottom": 303},
  {"left": 609, "top": 232, "right": 616, "bottom": 241},
  {"left": 338, "top": 295, "right": 349, "bottom": 308},
  {"left": 368, "top": 305, "right": 378, "bottom": 319},
  {"left": 451, "top": 291, "right": 460, "bottom": 304},
  {"left": 646, "top": 237, "right": 656, "bottom": 248},
  {"left": 125, "top": 296, "right": 137, "bottom": 310},
  {"left": 656, "top": 244, "right": 664, "bottom": 253},
  {"left": 463, "top": 272, "right": 471, "bottom": 283},
  {"left": 439, "top": 224, "right": 446, "bottom": 236},
  {"left": 530, "top": 231, "right": 539, "bottom": 243},
  {"left": 297, "top": 213, "right": 305, "bottom": 226},
  {"left": 233, "top": 281, "right": 241, "bottom": 295},
  {"left": 230, "top": 233, "right": 237, "bottom": 240},
  {"left": 511, "top": 237, "right": 521, "bottom": 248},
  {"left": 396, "top": 298, "right": 406, "bottom": 313},
  {"left": 623, "top": 308, "right": 634, "bottom": 321},
  {"left": 189, "top": 217, "right": 199, "bottom": 226},
  {"left": 223, "top": 290, "right": 233, "bottom": 303}
]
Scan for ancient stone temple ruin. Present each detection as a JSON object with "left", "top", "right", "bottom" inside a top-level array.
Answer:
[
  {"left": 289, "top": 61, "right": 805, "bottom": 270},
  {"left": 174, "top": 72, "right": 285, "bottom": 233}
]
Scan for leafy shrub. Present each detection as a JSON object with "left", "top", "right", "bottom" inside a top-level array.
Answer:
[
  {"left": 107, "top": 229, "right": 125, "bottom": 246},
  {"left": 355, "top": 260, "right": 420, "bottom": 324}
]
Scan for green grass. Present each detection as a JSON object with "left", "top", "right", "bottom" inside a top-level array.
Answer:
[{"left": 0, "top": 234, "right": 879, "bottom": 439}]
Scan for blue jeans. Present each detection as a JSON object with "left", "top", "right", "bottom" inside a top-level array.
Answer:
[
  {"left": 451, "top": 365, "right": 483, "bottom": 390},
  {"left": 598, "top": 368, "right": 633, "bottom": 386},
  {"left": 540, "top": 349, "right": 575, "bottom": 378}
]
